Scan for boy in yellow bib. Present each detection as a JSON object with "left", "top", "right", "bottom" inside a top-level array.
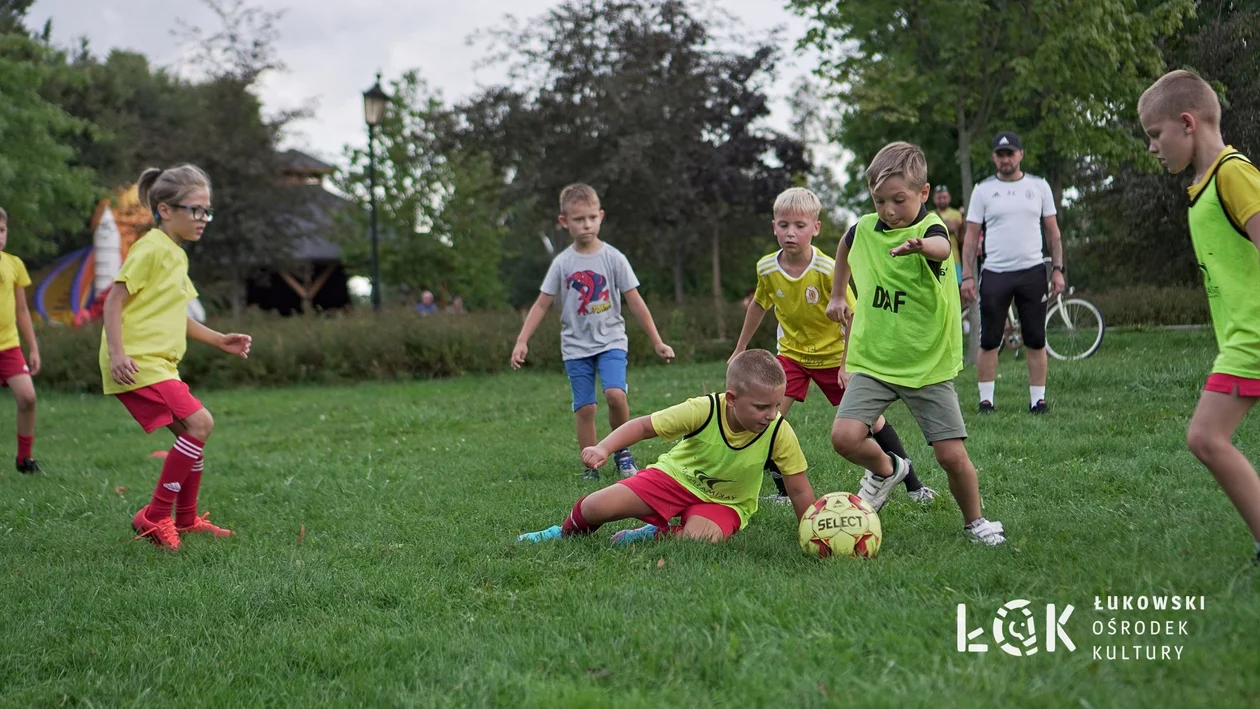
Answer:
[
  {"left": 1140, "top": 70, "right": 1260, "bottom": 563},
  {"left": 517, "top": 350, "right": 816, "bottom": 544},
  {"left": 731, "top": 187, "right": 934, "bottom": 505},
  {"left": 826, "top": 142, "right": 1006, "bottom": 545}
]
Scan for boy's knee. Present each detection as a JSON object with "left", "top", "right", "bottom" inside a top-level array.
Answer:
[
  {"left": 604, "top": 388, "right": 627, "bottom": 406},
  {"left": 15, "top": 391, "right": 35, "bottom": 411},
  {"left": 932, "top": 440, "right": 969, "bottom": 472},
  {"left": 830, "top": 423, "right": 866, "bottom": 457},
  {"left": 1186, "top": 425, "right": 1221, "bottom": 460},
  {"left": 186, "top": 409, "right": 215, "bottom": 441},
  {"left": 575, "top": 403, "right": 597, "bottom": 419}
]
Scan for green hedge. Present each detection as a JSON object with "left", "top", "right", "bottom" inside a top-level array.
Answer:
[
  {"left": 30, "top": 287, "right": 1211, "bottom": 393},
  {"left": 34, "top": 303, "right": 779, "bottom": 393}
]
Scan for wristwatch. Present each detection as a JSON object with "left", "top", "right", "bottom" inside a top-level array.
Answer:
[{"left": 1052, "top": 265, "right": 1067, "bottom": 274}]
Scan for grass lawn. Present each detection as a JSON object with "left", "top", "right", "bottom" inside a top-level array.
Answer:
[{"left": 0, "top": 330, "right": 1256, "bottom": 707}]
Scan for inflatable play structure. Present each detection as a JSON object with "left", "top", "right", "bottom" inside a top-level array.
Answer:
[{"left": 29, "top": 185, "right": 197, "bottom": 326}]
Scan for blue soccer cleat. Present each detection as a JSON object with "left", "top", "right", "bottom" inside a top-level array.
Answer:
[
  {"left": 517, "top": 525, "right": 563, "bottom": 543},
  {"left": 614, "top": 449, "right": 638, "bottom": 479},
  {"left": 611, "top": 524, "right": 659, "bottom": 545}
]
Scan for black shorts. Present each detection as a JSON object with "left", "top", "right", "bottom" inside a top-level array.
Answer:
[{"left": 979, "top": 265, "right": 1047, "bottom": 350}]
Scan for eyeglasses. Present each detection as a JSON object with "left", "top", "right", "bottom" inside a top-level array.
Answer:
[{"left": 171, "top": 204, "right": 215, "bottom": 222}]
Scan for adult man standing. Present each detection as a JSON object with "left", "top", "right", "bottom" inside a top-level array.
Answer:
[{"left": 960, "top": 132, "right": 1066, "bottom": 414}]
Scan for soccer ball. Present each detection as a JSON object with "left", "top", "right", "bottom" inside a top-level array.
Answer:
[{"left": 798, "top": 492, "right": 882, "bottom": 558}]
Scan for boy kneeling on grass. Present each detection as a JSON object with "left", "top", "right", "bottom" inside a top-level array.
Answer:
[{"left": 517, "top": 349, "right": 815, "bottom": 545}]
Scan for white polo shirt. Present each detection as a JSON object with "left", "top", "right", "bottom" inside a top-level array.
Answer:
[{"left": 966, "top": 174, "right": 1057, "bottom": 273}]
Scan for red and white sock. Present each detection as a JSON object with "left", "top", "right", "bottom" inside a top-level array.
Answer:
[
  {"left": 175, "top": 455, "right": 205, "bottom": 528},
  {"left": 147, "top": 435, "right": 204, "bottom": 523},
  {"left": 561, "top": 496, "right": 601, "bottom": 537}
]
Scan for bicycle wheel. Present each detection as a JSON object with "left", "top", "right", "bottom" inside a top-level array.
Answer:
[{"left": 1045, "top": 298, "right": 1105, "bottom": 360}]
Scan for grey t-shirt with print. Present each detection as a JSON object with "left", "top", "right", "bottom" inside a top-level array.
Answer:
[{"left": 541, "top": 243, "right": 640, "bottom": 360}]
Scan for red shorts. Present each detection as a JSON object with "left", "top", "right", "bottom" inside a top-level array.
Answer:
[
  {"left": 778, "top": 355, "right": 845, "bottom": 406},
  {"left": 115, "top": 380, "right": 204, "bottom": 433},
  {"left": 0, "top": 347, "right": 30, "bottom": 385},
  {"left": 616, "top": 467, "right": 742, "bottom": 537},
  {"left": 1205, "top": 373, "right": 1260, "bottom": 397}
]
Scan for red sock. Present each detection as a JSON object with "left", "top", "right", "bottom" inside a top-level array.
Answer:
[
  {"left": 147, "top": 434, "right": 204, "bottom": 523},
  {"left": 175, "top": 456, "right": 204, "bottom": 527},
  {"left": 561, "top": 496, "right": 601, "bottom": 537},
  {"left": 16, "top": 434, "right": 32, "bottom": 461}
]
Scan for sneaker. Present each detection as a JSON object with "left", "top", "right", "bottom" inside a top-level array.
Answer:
[
  {"left": 907, "top": 486, "right": 938, "bottom": 503},
  {"left": 760, "top": 494, "right": 792, "bottom": 505},
  {"left": 857, "top": 454, "right": 911, "bottom": 512},
  {"left": 581, "top": 468, "right": 600, "bottom": 481},
  {"left": 176, "top": 511, "right": 233, "bottom": 537},
  {"left": 15, "top": 457, "right": 41, "bottom": 474},
  {"left": 132, "top": 506, "right": 181, "bottom": 551},
  {"left": 965, "top": 518, "right": 1007, "bottom": 546},
  {"left": 979, "top": 401, "right": 996, "bottom": 414},
  {"left": 611, "top": 524, "right": 660, "bottom": 545},
  {"left": 517, "top": 525, "right": 563, "bottom": 543},
  {"left": 614, "top": 450, "right": 638, "bottom": 479},
  {"left": 1029, "top": 400, "right": 1049, "bottom": 415}
]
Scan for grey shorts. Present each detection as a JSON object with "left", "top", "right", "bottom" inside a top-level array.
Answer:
[{"left": 836, "top": 373, "right": 968, "bottom": 443}]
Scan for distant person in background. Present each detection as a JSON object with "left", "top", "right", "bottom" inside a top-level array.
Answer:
[
  {"left": 447, "top": 295, "right": 466, "bottom": 314},
  {"left": 0, "top": 207, "right": 41, "bottom": 474},
  {"left": 416, "top": 290, "right": 439, "bottom": 316},
  {"left": 740, "top": 288, "right": 756, "bottom": 310},
  {"left": 933, "top": 185, "right": 965, "bottom": 286}
]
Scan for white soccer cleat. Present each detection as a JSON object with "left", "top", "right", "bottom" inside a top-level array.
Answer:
[
  {"left": 857, "top": 454, "right": 910, "bottom": 511},
  {"left": 965, "top": 519, "right": 1006, "bottom": 546},
  {"left": 907, "top": 486, "right": 938, "bottom": 503},
  {"left": 760, "top": 494, "right": 792, "bottom": 506}
]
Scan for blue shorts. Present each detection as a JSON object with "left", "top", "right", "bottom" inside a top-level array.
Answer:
[{"left": 564, "top": 349, "right": 628, "bottom": 410}]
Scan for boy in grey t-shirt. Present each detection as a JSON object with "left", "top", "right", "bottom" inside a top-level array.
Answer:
[{"left": 512, "top": 184, "right": 675, "bottom": 480}]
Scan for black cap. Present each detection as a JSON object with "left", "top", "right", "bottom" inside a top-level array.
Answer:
[{"left": 993, "top": 132, "right": 1022, "bottom": 152}]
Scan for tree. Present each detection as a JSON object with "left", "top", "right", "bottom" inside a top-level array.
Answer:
[
  {"left": 334, "top": 72, "right": 511, "bottom": 309},
  {"left": 790, "top": 0, "right": 1191, "bottom": 206},
  {"left": 0, "top": 34, "right": 100, "bottom": 255},
  {"left": 461, "top": 0, "right": 807, "bottom": 307},
  {"left": 1076, "top": 0, "right": 1260, "bottom": 287}
]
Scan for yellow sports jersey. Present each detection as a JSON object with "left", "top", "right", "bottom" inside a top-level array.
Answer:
[
  {"left": 754, "top": 246, "right": 856, "bottom": 368},
  {"left": 1189, "top": 146, "right": 1260, "bottom": 230},
  {"left": 650, "top": 393, "right": 807, "bottom": 528},
  {"left": 936, "top": 207, "right": 965, "bottom": 264},
  {"left": 0, "top": 252, "right": 32, "bottom": 351},
  {"left": 99, "top": 229, "right": 198, "bottom": 395}
]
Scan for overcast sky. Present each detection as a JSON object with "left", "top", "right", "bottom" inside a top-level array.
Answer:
[{"left": 30, "top": 0, "right": 820, "bottom": 167}]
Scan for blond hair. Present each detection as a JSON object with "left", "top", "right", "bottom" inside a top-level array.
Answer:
[
  {"left": 1139, "top": 69, "right": 1221, "bottom": 127},
  {"left": 559, "top": 183, "right": 600, "bottom": 214},
  {"left": 137, "top": 165, "right": 212, "bottom": 225},
  {"left": 773, "top": 187, "right": 822, "bottom": 220},
  {"left": 726, "top": 349, "right": 786, "bottom": 395},
  {"left": 0, "top": 207, "right": 6, "bottom": 223},
  {"left": 866, "top": 141, "right": 928, "bottom": 192}
]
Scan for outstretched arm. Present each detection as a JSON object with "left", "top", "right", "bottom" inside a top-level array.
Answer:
[
  {"left": 188, "top": 318, "right": 252, "bottom": 358},
  {"left": 14, "top": 286, "right": 38, "bottom": 375},
  {"left": 730, "top": 300, "right": 768, "bottom": 362},
  {"left": 581, "top": 415, "right": 658, "bottom": 469},
  {"left": 782, "top": 472, "right": 816, "bottom": 520},
  {"left": 624, "top": 288, "right": 674, "bottom": 362},
  {"left": 511, "top": 292, "right": 555, "bottom": 369}
]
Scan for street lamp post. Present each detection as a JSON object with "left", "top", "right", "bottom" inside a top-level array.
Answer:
[{"left": 363, "top": 73, "right": 389, "bottom": 311}]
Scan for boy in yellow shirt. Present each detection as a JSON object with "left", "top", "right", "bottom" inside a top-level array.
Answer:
[
  {"left": 0, "top": 208, "right": 41, "bottom": 473},
  {"left": 1139, "top": 70, "right": 1260, "bottom": 563},
  {"left": 731, "top": 187, "right": 934, "bottom": 506},
  {"left": 517, "top": 350, "right": 815, "bottom": 544}
]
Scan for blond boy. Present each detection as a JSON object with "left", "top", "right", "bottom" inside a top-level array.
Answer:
[
  {"left": 1139, "top": 69, "right": 1260, "bottom": 563},
  {"left": 731, "top": 187, "right": 935, "bottom": 505},
  {"left": 826, "top": 142, "right": 1006, "bottom": 545},
  {"left": 511, "top": 184, "right": 674, "bottom": 480}
]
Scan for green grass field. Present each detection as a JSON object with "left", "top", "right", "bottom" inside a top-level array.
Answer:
[{"left": 1, "top": 330, "right": 1257, "bottom": 707}]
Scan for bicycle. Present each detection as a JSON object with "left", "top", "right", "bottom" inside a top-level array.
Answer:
[{"left": 968, "top": 258, "right": 1105, "bottom": 361}]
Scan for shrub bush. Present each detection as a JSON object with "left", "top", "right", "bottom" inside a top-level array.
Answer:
[{"left": 31, "top": 288, "right": 1210, "bottom": 393}]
